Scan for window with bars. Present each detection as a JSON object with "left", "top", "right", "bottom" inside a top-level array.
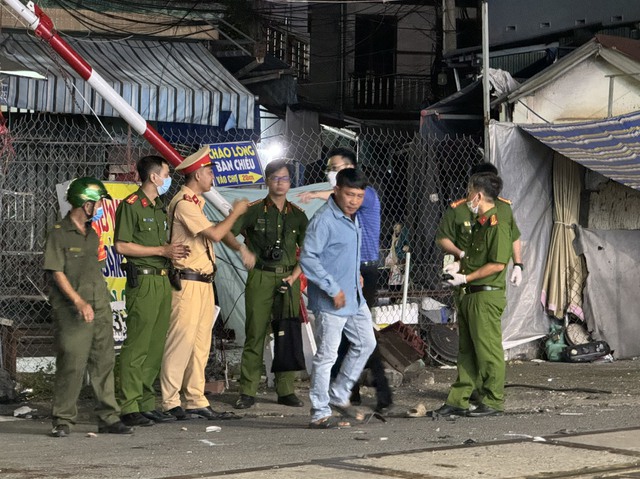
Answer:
[{"left": 266, "top": 26, "right": 309, "bottom": 80}]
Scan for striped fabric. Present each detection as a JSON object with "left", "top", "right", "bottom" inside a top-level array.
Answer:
[
  {"left": 520, "top": 111, "right": 640, "bottom": 191},
  {"left": 0, "top": 32, "right": 254, "bottom": 128}
]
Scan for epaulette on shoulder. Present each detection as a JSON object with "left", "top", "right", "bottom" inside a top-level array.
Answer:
[
  {"left": 290, "top": 202, "right": 305, "bottom": 213},
  {"left": 450, "top": 198, "right": 466, "bottom": 208},
  {"left": 498, "top": 196, "right": 512, "bottom": 205},
  {"left": 125, "top": 194, "right": 138, "bottom": 205},
  {"left": 490, "top": 214, "right": 499, "bottom": 226},
  {"left": 248, "top": 199, "right": 262, "bottom": 207}
]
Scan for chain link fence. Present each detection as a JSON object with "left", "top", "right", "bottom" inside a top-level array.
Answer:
[{"left": 0, "top": 110, "right": 481, "bottom": 377}]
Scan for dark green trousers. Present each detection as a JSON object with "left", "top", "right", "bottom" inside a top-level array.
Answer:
[
  {"left": 446, "top": 290, "right": 506, "bottom": 410},
  {"left": 118, "top": 275, "right": 172, "bottom": 414},
  {"left": 52, "top": 301, "right": 120, "bottom": 427},
  {"left": 239, "top": 269, "right": 300, "bottom": 397}
]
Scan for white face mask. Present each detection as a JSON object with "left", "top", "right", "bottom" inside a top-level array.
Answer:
[
  {"left": 467, "top": 195, "right": 480, "bottom": 215},
  {"left": 327, "top": 171, "right": 338, "bottom": 187}
]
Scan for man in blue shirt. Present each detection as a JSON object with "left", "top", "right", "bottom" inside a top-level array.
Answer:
[
  {"left": 297, "top": 148, "right": 392, "bottom": 412},
  {"left": 300, "top": 168, "right": 377, "bottom": 428}
]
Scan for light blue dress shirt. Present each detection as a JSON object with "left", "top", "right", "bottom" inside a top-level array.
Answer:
[{"left": 300, "top": 195, "right": 364, "bottom": 317}]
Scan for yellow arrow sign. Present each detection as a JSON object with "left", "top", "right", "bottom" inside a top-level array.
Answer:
[{"left": 239, "top": 172, "right": 263, "bottom": 184}]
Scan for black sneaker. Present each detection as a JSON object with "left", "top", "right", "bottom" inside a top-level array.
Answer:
[
  {"left": 121, "top": 412, "right": 154, "bottom": 427},
  {"left": 51, "top": 424, "right": 70, "bottom": 437},
  {"left": 98, "top": 421, "right": 134, "bottom": 434}
]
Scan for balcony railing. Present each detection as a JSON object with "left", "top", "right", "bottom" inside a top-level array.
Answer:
[{"left": 347, "top": 73, "right": 431, "bottom": 111}]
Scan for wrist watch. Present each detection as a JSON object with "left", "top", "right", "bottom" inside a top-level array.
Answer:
[{"left": 514, "top": 263, "right": 524, "bottom": 270}]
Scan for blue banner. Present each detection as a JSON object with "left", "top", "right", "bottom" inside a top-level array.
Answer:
[{"left": 209, "top": 141, "right": 265, "bottom": 187}]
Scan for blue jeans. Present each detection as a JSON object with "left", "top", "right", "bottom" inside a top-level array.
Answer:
[{"left": 309, "top": 304, "right": 377, "bottom": 422}]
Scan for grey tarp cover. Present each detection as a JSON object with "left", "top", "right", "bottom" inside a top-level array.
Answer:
[
  {"left": 490, "top": 122, "right": 554, "bottom": 349},
  {"left": 573, "top": 226, "right": 640, "bottom": 359},
  {"left": 204, "top": 184, "right": 329, "bottom": 344}
]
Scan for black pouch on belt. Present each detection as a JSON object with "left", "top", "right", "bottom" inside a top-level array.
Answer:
[
  {"left": 121, "top": 262, "right": 138, "bottom": 289},
  {"left": 168, "top": 267, "right": 182, "bottom": 291}
]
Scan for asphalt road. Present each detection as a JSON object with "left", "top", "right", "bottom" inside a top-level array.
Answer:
[{"left": 2, "top": 360, "right": 640, "bottom": 478}]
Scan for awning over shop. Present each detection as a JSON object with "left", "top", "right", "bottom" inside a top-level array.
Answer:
[
  {"left": 0, "top": 32, "right": 254, "bottom": 129},
  {"left": 520, "top": 111, "right": 640, "bottom": 190}
]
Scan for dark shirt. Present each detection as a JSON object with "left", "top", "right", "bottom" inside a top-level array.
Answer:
[
  {"left": 232, "top": 197, "right": 308, "bottom": 268},
  {"left": 43, "top": 214, "right": 110, "bottom": 310},
  {"left": 114, "top": 188, "right": 169, "bottom": 269}
]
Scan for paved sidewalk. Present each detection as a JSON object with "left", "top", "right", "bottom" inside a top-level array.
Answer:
[{"left": 197, "top": 427, "right": 640, "bottom": 478}]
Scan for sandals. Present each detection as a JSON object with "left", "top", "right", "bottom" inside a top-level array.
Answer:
[
  {"left": 331, "top": 403, "right": 367, "bottom": 423},
  {"left": 308, "top": 416, "right": 351, "bottom": 429}
]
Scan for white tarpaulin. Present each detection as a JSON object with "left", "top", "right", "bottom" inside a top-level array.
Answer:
[{"left": 490, "top": 122, "right": 554, "bottom": 348}]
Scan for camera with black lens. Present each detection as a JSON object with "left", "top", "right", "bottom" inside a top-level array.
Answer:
[{"left": 263, "top": 240, "right": 283, "bottom": 262}]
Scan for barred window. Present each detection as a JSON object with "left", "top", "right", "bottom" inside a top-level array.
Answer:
[{"left": 266, "top": 26, "right": 309, "bottom": 81}]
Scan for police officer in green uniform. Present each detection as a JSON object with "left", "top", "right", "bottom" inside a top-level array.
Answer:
[
  {"left": 231, "top": 159, "right": 309, "bottom": 409},
  {"left": 44, "top": 177, "right": 132, "bottom": 437},
  {"left": 115, "top": 156, "right": 190, "bottom": 427},
  {"left": 437, "top": 162, "right": 523, "bottom": 287},
  {"left": 431, "top": 172, "right": 513, "bottom": 418}
]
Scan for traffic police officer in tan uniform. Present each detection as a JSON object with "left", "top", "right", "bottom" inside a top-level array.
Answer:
[
  {"left": 432, "top": 172, "right": 513, "bottom": 418},
  {"left": 44, "top": 177, "right": 131, "bottom": 437},
  {"left": 115, "top": 155, "right": 190, "bottom": 427},
  {"left": 233, "top": 159, "right": 309, "bottom": 410},
  {"left": 161, "top": 146, "right": 249, "bottom": 420}
]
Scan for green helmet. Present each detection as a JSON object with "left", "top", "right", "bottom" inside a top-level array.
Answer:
[{"left": 66, "top": 177, "right": 112, "bottom": 207}]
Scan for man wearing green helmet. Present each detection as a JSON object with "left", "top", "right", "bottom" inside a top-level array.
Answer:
[{"left": 44, "top": 177, "right": 132, "bottom": 437}]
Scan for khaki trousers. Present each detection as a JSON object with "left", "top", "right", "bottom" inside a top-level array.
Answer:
[{"left": 161, "top": 280, "right": 215, "bottom": 410}]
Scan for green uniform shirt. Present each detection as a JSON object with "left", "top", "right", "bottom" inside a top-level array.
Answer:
[
  {"left": 232, "top": 197, "right": 308, "bottom": 268},
  {"left": 436, "top": 197, "right": 521, "bottom": 254},
  {"left": 462, "top": 206, "right": 513, "bottom": 288},
  {"left": 114, "top": 188, "right": 169, "bottom": 269},
  {"left": 43, "top": 214, "right": 110, "bottom": 310}
]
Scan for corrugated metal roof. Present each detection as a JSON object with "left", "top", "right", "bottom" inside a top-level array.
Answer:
[
  {"left": 493, "top": 36, "right": 640, "bottom": 107},
  {"left": 0, "top": 32, "right": 254, "bottom": 128},
  {"left": 521, "top": 111, "right": 640, "bottom": 190},
  {"left": 596, "top": 34, "right": 640, "bottom": 63}
]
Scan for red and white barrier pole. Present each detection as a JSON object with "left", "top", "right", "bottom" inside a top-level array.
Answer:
[{"left": 2, "top": 0, "right": 233, "bottom": 214}]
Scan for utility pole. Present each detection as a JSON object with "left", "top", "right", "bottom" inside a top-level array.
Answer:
[{"left": 481, "top": 0, "right": 490, "bottom": 163}]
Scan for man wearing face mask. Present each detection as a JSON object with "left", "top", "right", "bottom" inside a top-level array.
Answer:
[
  {"left": 115, "top": 155, "right": 191, "bottom": 427},
  {"left": 44, "top": 177, "right": 132, "bottom": 437},
  {"left": 431, "top": 172, "right": 513, "bottom": 418},
  {"left": 437, "top": 162, "right": 523, "bottom": 287}
]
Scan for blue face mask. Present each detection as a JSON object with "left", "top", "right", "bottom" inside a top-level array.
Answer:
[
  {"left": 91, "top": 206, "right": 104, "bottom": 223},
  {"left": 157, "top": 176, "right": 172, "bottom": 195}
]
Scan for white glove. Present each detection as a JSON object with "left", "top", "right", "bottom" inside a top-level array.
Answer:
[
  {"left": 510, "top": 264, "right": 523, "bottom": 287},
  {"left": 459, "top": 251, "right": 466, "bottom": 259},
  {"left": 443, "top": 261, "right": 461, "bottom": 274},
  {"left": 447, "top": 273, "right": 467, "bottom": 287}
]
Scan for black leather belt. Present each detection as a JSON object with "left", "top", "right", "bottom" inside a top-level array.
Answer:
[
  {"left": 361, "top": 261, "right": 379, "bottom": 267},
  {"left": 255, "top": 264, "right": 294, "bottom": 274},
  {"left": 180, "top": 269, "right": 215, "bottom": 283},
  {"left": 137, "top": 268, "right": 168, "bottom": 276},
  {"left": 463, "top": 285, "right": 503, "bottom": 294}
]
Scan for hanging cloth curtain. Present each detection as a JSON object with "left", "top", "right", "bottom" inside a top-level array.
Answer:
[{"left": 541, "top": 153, "right": 586, "bottom": 319}]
